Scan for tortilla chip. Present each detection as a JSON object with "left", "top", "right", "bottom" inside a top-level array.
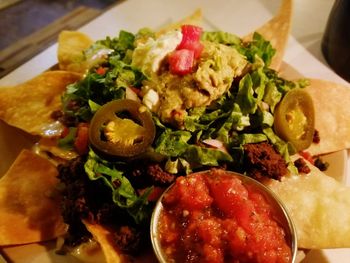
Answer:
[
  {"left": 0, "top": 70, "right": 81, "bottom": 137},
  {"left": 305, "top": 79, "right": 350, "bottom": 155},
  {"left": 58, "top": 30, "right": 93, "bottom": 73},
  {"left": 0, "top": 149, "right": 66, "bottom": 245},
  {"left": 83, "top": 221, "right": 157, "bottom": 263},
  {"left": 243, "top": 0, "right": 292, "bottom": 70},
  {"left": 267, "top": 156, "right": 350, "bottom": 249},
  {"left": 83, "top": 222, "right": 121, "bottom": 263},
  {"left": 156, "top": 9, "right": 202, "bottom": 37}
]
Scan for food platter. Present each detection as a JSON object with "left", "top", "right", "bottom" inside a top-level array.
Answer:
[{"left": 1, "top": 0, "right": 350, "bottom": 262}]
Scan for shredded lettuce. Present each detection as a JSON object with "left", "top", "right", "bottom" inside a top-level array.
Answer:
[
  {"left": 84, "top": 149, "right": 152, "bottom": 224},
  {"left": 201, "top": 31, "right": 241, "bottom": 46},
  {"left": 183, "top": 145, "right": 233, "bottom": 166},
  {"left": 202, "top": 31, "right": 276, "bottom": 67},
  {"left": 58, "top": 127, "right": 77, "bottom": 150},
  {"left": 238, "top": 32, "right": 276, "bottom": 66},
  {"left": 61, "top": 30, "right": 146, "bottom": 122},
  {"left": 154, "top": 128, "right": 233, "bottom": 168},
  {"left": 59, "top": 28, "right": 308, "bottom": 227}
]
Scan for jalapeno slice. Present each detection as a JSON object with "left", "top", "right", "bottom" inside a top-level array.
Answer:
[
  {"left": 89, "top": 99, "right": 156, "bottom": 157},
  {"left": 273, "top": 88, "right": 315, "bottom": 152}
]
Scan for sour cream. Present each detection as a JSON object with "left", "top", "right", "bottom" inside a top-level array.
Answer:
[{"left": 131, "top": 30, "right": 182, "bottom": 76}]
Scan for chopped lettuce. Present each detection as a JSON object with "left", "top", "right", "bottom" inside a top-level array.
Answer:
[
  {"left": 154, "top": 128, "right": 233, "bottom": 169},
  {"left": 236, "top": 73, "right": 258, "bottom": 114},
  {"left": 61, "top": 30, "right": 146, "bottom": 122},
  {"left": 238, "top": 32, "right": 276, "bottom": 66},
  {"left": 201, "top": 31, "right": 241, "bottom": 46},
  {"left": 58, "top": 127, "right": 77, "bottom": 150},
  {"left": 183, "top": 145, "right": 233, "bottom": 166},
  {"left": 59, "top": 28, "right": 309, "bottom": 228},
  {"left": 84, "top": 149, "right": 152, "bottom": 224},
  {"left": 155, "top": 130, "right": 192, "bottom": 157},
  {"left": 202, "top": 31, "right": 276, "bottom": 67}
]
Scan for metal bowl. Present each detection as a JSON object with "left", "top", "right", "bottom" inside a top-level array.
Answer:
[{"left": 150, "top": 170, "right": 298, "bottom": 263}]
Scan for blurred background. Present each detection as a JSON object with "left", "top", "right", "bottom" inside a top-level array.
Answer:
[{"left": 0, "top": 0, "right": 118, "bottom": 78}]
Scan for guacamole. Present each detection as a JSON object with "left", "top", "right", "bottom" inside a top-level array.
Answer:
[{"left": 143, "top": 41, "right": 248, "bottom": 127}]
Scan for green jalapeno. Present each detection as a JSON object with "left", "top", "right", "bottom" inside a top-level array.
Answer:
[
  {"left": 273, "top": 88, "right": 315, "bottom": 152},
  {"left": 89, "top": 99, "right": 155, "bottom": 157}
]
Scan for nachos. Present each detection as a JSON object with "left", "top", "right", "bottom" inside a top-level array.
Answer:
[{"left": 1, "top": 0, "right": 350, "bottom": 262}]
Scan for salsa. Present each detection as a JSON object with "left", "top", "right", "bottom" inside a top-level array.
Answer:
[{"left": 157, "top": 169, "right": 292, "bottom": 263}]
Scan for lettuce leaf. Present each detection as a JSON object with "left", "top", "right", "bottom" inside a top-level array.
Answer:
[
  {"left": 154, "top": 128, "right": 233, "bottom": 168},
  {"left": 57, "top": 127, "right": 77, "bottom": 150},
  {"left": 202, "top": 31, "right": 275, "bottom": 67},
  {"left": 238, "top": 32, "right": 276, "bottom": 66},
  {"left": 236, "top": 73, "right": 258, "bottom": 114},
  {"left": 201, "top": 31, "right": 241, "bottom": 46},
  {"left": 155, "top": 129, "right": 192, "bottom": 157},
  {"left": 183, "top": 145, "right": 233, "bottom": 166},
  {"left": 84, "top": 149, "right": 152, "bottom": 224},
  {"left": 61, "top": 30, "right": 145, "bottom": 122}
]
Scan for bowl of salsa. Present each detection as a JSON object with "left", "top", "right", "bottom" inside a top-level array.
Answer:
[{"left": 150, "top": 169, "right": 297, "bottom": 263}]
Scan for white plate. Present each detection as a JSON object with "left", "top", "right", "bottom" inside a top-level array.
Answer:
[{"left": 1, "top": 0, "right": 350, "bottom": 262}]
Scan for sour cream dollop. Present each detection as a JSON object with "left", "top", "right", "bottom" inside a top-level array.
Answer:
[{"left": 131, "top": 30, "right": 182, "bottom": 76}]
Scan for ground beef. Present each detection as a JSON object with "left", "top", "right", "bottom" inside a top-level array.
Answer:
[
  {"left": 57, "top": 157, "right": 92, "bottom": 246},
  {"left": 314, "top": 157, "right": 329, "bottom": 171},
  {"left": 57, "top": 157, "right": 151, "bottom": 253},
  {"left": 113, "top": 226, "right": 142, "bottom": 253},
  {"left": 243, "top": 142, "right": 289, "bottom": 181},
  {"left": 313, "top": 129, "right": 320, "bottom": 144},
  {"left": 147, "top": 163, "right": 176, "bottom": 185},
  {"left": 130, "top": 162, "right": 176, "bottom": 188},
  {"left": 294, "top": 157, "right": 311, "bottom": 174}
]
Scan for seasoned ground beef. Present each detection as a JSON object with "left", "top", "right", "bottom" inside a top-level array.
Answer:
[
  {"left": 147, "top": 163, "right": 176, "bottom": 185},
  {"left": 114, "top": 226, "right": 142, "bottom": 253},
  {"left": 243, "top": 142, "right": 289, "bottom": 181},
  {"left": 130, "top": 162, "right": 176, "bottom": 188},
  {"left": 314, "top": 157, "right": 329, "bottom": 171},
  {"left": 313, "top": 129, "right": 320, "bottom": 144},
  {"left": 294, "top": 157, "right": 311, "bottom": 174},
  {"left": 57, "top": 157, "right": 151, "bottom": 253},
  {"left": 57, "top": 157, "right": 92, "bottom": 246}
]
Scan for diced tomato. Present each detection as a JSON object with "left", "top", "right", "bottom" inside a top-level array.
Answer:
[
  {"left": 96, "top": 66, "right": 107, "bottom": 75},
  {"left": 168, "top": 25, "right": 204, "bottom": 75},
  {"left": 130, "top": 86, "right": 141, "bottom": 97},
  {"left": 177, "top": 25, "right": 204, "bottom": 59},
  {"left": 178, "top": 25, "right": 203, "bottom": 45},
  {"left": 148, "top": 186, "right": 165, "bottom": 202},
  {"left": 168, "top": 49, "right": 195, "bottom": 75},
  {"left": 189, "top": 41, "right": 204, "bottom": 59},
  {"left": 299, "top": 151, "right": 314, "bottom": 164},
  {"left": 177, "top": 35, "right": 204, "bottom": 59},
  {"left": 74, "top": 123, "right": 89, "bottom": 155},
  {"left": 60, "top": 126, "right": 70, "bottom": 138}
]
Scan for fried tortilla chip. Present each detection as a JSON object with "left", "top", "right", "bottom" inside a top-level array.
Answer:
[
  {"left": 156, "top": 9, "right": 202, "bottom": 37},
  {"left": 267, "top": 156, "right": 350, "bottom": 249},
  {"left": 83, "top": 221, "right": 157, "bottom": 263},
  {"left": 58, "top": 30, "right": 93, "bottom": 73},
  {"left": 0, "top": 149, "right": 66, "bottom": 245},
  {"left": 0, "top": 70, "right": 81, "bottom": 137},
  {"left": 83, "top": 222, "right": 121, "bottom": 263},
  {"left": 306, "top": 79, "right": 350, "bottom": 155},
  {"left": 243, "top": 0, "right": 292, "bottom": 70}
]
